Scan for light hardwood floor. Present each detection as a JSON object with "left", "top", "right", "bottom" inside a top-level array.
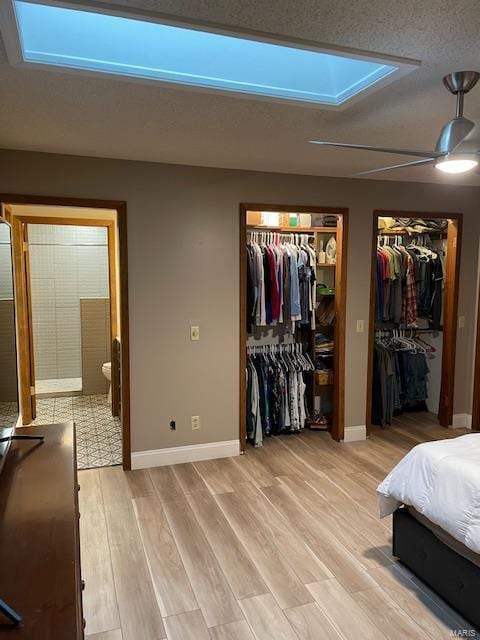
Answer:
[{"left": 79, "top": 414, "right": 475, "bottom": 640}]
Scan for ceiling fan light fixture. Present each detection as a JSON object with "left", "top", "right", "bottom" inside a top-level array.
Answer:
[{"left": 434, "top": 154, "right": 478, "bottom": 174}]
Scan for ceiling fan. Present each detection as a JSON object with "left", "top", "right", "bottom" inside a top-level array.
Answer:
[{"left": 310, "top": 70, "right": 480, "bottom": 176}]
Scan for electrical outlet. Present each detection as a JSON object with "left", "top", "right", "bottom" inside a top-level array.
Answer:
[
  {"left": 191, "top": 326, "right": 200, "bottom": 341},
  {"left": 458, "top": 315, "right": 465, "bottom": 328},
  {"left": 191, "top": 415, "right": 201, "bottom": 430},
  {"left": 356, "top": 319, "right": 364, "bottom": 333}
]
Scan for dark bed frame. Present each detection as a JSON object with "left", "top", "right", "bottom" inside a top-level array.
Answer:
[{"left": 393, "top": 508, "right": 480, "bottom": 630}]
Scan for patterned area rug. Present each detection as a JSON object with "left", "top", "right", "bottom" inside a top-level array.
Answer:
[
  {"left": 0, "top": 401, "right": 19, "bottom": 429},
  {"left": 32, "top": 394, "right": 122, "bottom": 469}
]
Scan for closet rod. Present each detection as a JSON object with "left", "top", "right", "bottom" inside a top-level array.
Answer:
[
  {"left": 246, "top": 342, "right": 304, "bottom": 355},
  {"left": 378, "top": 229, "right": 447, "bottom": 237},
  {"left": 246, "top": 225, "right": 336, "bottom": 233},
  {"left": 375, "top": 328, "right": 441, "bottom": 337},
  {"left": 247, "top": 229, "right": 316, "bottom": 236},
  {"left": 247, "top": 230, "right": 315, "bottom": 244}
]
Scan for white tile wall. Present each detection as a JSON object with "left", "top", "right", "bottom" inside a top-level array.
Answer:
[
  {"left": 29, "top": 225, "right": 109, "bottom": 381},
  {"left": 0, "top": 224, "right": 13, "bottom": 300},
  {"left": 29, "top": 245, "right": 55, "bottom": 279},
  {"left": 0, "top": 225, "right": 10, "bottom": 242},
  {"left": 78, "top": 246, "right": 109, "bottom": 297},
  {"left": 75, "top": 226, "right": 107, "bottom": 245},
  {"left": 0, "top": 245, "right": 14, "bottom": 299}
]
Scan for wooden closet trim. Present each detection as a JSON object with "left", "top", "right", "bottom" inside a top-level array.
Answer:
[
  {"left": 366, "top": 210, "right": 462, "bottom": 432},
  {"left": 11, "top": 215, "right": 34, "bottom": 425},
  {"left": 239, "top": 203, "right": 349, "bottom": 449},
  {"left": 0, "top": 194, "right": 131, "bottom": 470},
  {"left": 472, "top": 286, "right": 480, "bottom": 430}
]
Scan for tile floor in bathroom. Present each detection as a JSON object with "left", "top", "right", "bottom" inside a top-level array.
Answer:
[
  {"left": 32, "top": 394, "right": 122, "bottom": 469},
  {"left": 0, "top": 401, "right": 19, "bottom": 429}
]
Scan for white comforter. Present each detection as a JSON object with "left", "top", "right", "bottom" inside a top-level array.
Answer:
[{"left": 377, "top": 433, "right": 480, "bottom": 554}]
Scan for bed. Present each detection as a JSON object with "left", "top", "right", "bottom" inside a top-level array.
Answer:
[{"left": 377, "top": 433, "right": 480, "bottom": 629}]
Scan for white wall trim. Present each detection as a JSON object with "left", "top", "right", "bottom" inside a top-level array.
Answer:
[
  {"left": 343, "top": 425, "right": 367, "bottom": 442},
  {"left": 451, "top": 413, "right": 472, "bottom": 429},
  {"left": 131, "top": 439, "right": 240, "bottom": 470}
]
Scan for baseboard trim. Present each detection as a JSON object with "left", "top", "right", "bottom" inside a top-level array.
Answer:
[
  {"left": 451, "top": 414, "right": 472, "bottom": 429},
  {"left": 343, "top": 425, "right": 367, "bottom": 442},
  {"left": 131, "top": 439, "right": 240, "bottom": 470}
]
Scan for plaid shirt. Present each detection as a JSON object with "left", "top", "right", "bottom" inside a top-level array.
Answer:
[{"left": 401, "top": 253, "right": 417, "bottom": 326}]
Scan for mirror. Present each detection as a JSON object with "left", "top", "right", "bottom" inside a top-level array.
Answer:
[{"left": 0, "top": 220, "right": 19, "bottom": 428}]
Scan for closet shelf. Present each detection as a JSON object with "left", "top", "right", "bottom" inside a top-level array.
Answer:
[
  {"left": 315, "top": 371, "right": 334, "bottom": 386},
  {"left": 317, "top": 263, "right": 336, "bottom": 268}
]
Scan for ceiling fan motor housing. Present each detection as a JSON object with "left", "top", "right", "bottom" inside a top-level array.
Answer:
[
  {"left": 443, "top": 71, "right": 480, "bottom": 95},
  {"left": 435, "top": 72, "right": 480, "bottom": 154},
  {"left": 435, "top": 116, "right": 475, "bottom": 154}
]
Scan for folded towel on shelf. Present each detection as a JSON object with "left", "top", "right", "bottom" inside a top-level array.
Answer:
[{"left": 323, "top": 215, "right": 338, "bottom": 227}]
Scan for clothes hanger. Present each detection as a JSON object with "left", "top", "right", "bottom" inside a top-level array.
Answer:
[
  {"left": 304, "top": 350, "right": 315, "bottom": 371},
  {"left": 415, "top": 335, "right": 436, "bottom": 352}
]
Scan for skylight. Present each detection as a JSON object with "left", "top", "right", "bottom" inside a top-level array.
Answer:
[{"left": 6, "top": 1, "right": 417, "bottom": 107}]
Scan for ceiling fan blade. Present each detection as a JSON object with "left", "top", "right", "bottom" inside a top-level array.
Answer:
[
  {"left": 451, "top": 123, "right": 480, "bottom": 154},
  {"left": 309, "top": 140, "right": 443, "bottom": 159},
  {"left": 353, "top": 157, "right": 436, "bottom": 176}
]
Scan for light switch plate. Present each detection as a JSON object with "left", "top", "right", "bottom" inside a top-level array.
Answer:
[
  {"left": 190, "top": 326, "right": 200, "bottom": 341},
  {"left": 356, "top": 319, "right": 364, "bottom": 333},
  {"left": 458, "top": 315, "right": 465, "bottom": 328}
]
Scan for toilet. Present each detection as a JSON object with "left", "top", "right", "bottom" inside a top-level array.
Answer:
[{"left": 102, "top": 362, "right": 112, "bottom": 402}]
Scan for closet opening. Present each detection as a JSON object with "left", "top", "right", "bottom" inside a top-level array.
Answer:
[
  {"left": 240, "top": 204, "right": 348, "bottom": 450},
  {"left": 0, "top": 195, "right": 131, "bottom": 470},
  {"left": 366, "top": 211, "right": 462, "bottom": 431}
]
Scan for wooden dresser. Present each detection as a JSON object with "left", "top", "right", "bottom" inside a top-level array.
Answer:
[{"left": 0, "top": 423, "right": 84, "bottom": 639}]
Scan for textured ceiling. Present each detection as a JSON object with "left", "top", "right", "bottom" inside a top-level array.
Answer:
[{"left": 1, "top": 0, "right": 480, "bottom": 184}]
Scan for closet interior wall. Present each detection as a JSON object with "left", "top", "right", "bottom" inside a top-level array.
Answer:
[
  {"left": 366, "top": 212, "right": 462, "bottom": 431},
  {"left": 240, "top": 204, "right": 347, "bottom": 450}
]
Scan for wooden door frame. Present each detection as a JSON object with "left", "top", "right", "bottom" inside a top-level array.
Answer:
[
  {"left": 239, "top": 203, "right": 349, "bottom": 447},
  {"left": 365, "top": 210, "right": 462, "bottom": 431},
  {"left": 471, "top": 260, "right": 480, "bottom": 431},
  {"left": 0, "top": 206, "right": 21, "bottom": 427},
  {"left": 0, "top": 194, "right": 131, "bottom": 470},
  {"left": 14, "top": 214, "right": 118, "bottom": 419}
]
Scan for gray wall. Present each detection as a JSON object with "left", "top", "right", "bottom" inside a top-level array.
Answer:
[
  {"left": 28, "top": 224, "right": 109, "bottom": 380},
  {"left": 0, "top": 149, "right": 479, "bottom": 454}
]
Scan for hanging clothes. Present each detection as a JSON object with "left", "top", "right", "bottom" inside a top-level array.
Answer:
[
  {"left": 247, "top": 233, "right": 316, "bottom": 332},
  {"left": 376, "top": 235, "right": 444, "bottom": 329},
  {"left": 401, "top": 247, "right": 418, "bottom": 326},
  {"left": 372, "top": 334, "right": 430, "bottom": 427},
  {"left": 246, "top": 345, "right": 313, "bottom": 445}
]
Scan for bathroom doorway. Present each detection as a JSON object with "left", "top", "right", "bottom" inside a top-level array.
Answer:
[
  {"left": 28, "top": 222, "right": 111, "bottom": 399},
  {"left": 2, "top": 199, "right": 130, "bottom": 470}
]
